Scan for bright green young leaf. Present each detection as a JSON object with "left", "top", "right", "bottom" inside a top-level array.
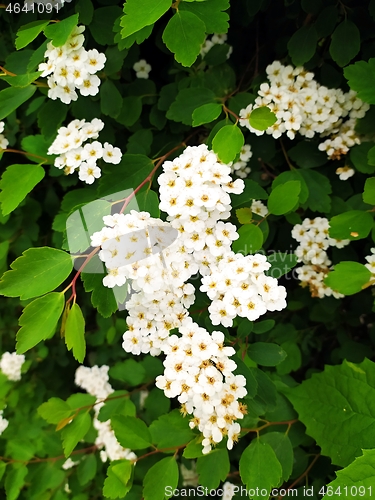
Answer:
[
  {"left": 103, "top": 460, "right": 133, "bottom": 499},
  {"left": 196, "top": 449, "right": 230, "bottom": 489},
  {"left": 167, "top": 87, "right": 216, "bottom": 125},
  {"left": 324, "top": 262, "right": 372, "bottom": 295},
  {"left": 15, "top": 20, "right": 50, "bottom": 50},
  {"left": 363, "top": 177, "right": 375, "bottom": 205},
  {"left": 344, "top": 59, "right": 375, "bottom": 104},
  {"left": 1, "top": 72, "right": 42, "bottom": 88},
  {"left": 287, "top": 25, "right": 318, "bottom": 66},
  {"left": 38, "top": 397, "right": 73, "bottom": 425},
  {"left": 248, "top": 342, "right": 287, "bottom": 367},
  {"left": 260, "top": 432, "right": 293, "bottom": 483},
  {"left": 77, "top": 454, "right": 97, "bottom": 487},
  {"left": 0, "top": 164, "right": 45, "bottom": 216},
  {"left": 64, "top": 303, "right": 86, "bottom": 363},
  {"left": 266, "top": 252, "right": 298, "bottom": 279},
  {"left": 272, "top": 170, "right": 309, "bottom": 204},
  {"left": 143, "top": 457, "right": 179, "bottom": 500},
  {"left": 0, "top": 85, "right": 36, "bottom": 121},
  {"left": 236, "top": 207, "right": 253, "bottom": 224},
  {"left": 16, "top": 292, "right": 65, "bottom": 353},
  {"left": 0, "top": 247, "right": 73, "bottom": 300},
  {"left": 111, "top": 416, "right": 152, "bottom": 449},
  {"left": 239, "top": 439, "right": 283, "bottom": 497},
  {"left": 212, "top": 124, "right": 244, "bottom": 163},
  {"left": 43, "top": 14, "right": 79, "bottom": 47},
  {"left": 330, "top": 20, "right": 360, "bottom": 67},
  {"left": 267, "top": 180, "right": 301, "bottom": 215},
  {"left": 322, "top": 449, "right": 375, "bottom": 499},
  {"left": 329, "top": 210, "right": 374, "bottom": 240},
  {"left": 249, "top": 107, "right": 277, "bottom": 131},
  {"left": 61, "top": 411, "right": 91, "bottom": 457},
  {"left": 163, "top": 11, "right": 206, "bottom": 67},
  {"left": 192, "top": 102, "right": 222, "bottom": 126},
  {"left": 232, "top": 224, "right": 263, "bottom": 254},
  {"left": 5, "top": 464, "right": 28, "bottom": 500},
  {"left": 66, "top": 393, "right": 96, "bottom": 410},
  {"left": 120, "top": 0, "right": 171, "bottom": 38},
  {"left": 179, "top": 0, "right": 229, "bottom": 33},
  {"left": 149, "top": 409, "right": 195, "bottom": 448}
]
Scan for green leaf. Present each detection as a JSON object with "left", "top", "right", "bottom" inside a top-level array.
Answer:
[
  {"left": 5, "top": 464, "right": 28, "bottom": 500},
  {"left": 117, "top": 96, "right": 142, "bottom": 127},
  {"left": 368, "top": 145, "right": 375, "bottom": 167},
  {"left": 21, "top": 135, "right": 51, "bottom": 162},
  {"left": 179, "top": 0, "right": 229, "bottom": 33},
  {"left": 120, "top": 0, "right": 171, "bottom": 38},
  {"left": 324, "top": 262, "right": 372, "bottom": 295},
  {"left": 183, "top": 437, "right": 205, "bottom": 459},
  {"left": 232, "top": 224, "right": 264, "bottom": 254},
  {"left": 231, "top": 179, "right": 268, "bottom": 207},
  {"left": 61, "top": 411, "right": 91, "bottom": 457},
  {"left": 0, "top": 164, "right": 45, "bottom": 216},
  {"left": 267, "top": 181, "right": 301, "bottom": 215},
  {"left": 276, "top": 341, "right": 302, "bottom": 376},
  {"left": 75, "top": 0, "right": 94, "bottom": 25},
  {"left": 111, "top": 416, "right": 152, "bottom": 449},
  {"left": 1, "top": 72, "right": 42, "bottom": 87},
  {"left": 239, "top": 439, "right": 282, "bottom": 496},
  {"left": 252, "top": 319, "right": 275, "bottom": 334},
  {"left": 363, "top": 178, "right": 375, "bottom": 205},
  {"left": 77, "top": 454, "right": 97, "bottom": 486},
  {"left": 81, "top": 270, "right": 118, "bottom": 318},
  {"left": 103, "top": 460, "right": 133, "bottom": 499},
  {"left": 196, "top": 449, "right": 230, "bottom": 489},
  {"left": 329, "top": 210, "right": 374, "bottom": 240},
  {"left": 236, "top": 207, "right": 253, "bottom": 224},
  {"left": 322, "top": 449, "right": 375, "bottom": 499},
  {"left": 287, "top": 25, "right": 318, "bottom": 66},
  {"left": 38, "top": 100, "right": 68, "bottom": 142},
  {"left": 16, "top": 292, "right": 65, "bottom": 353},
  {"left": 212, "top": 124, "right": 244, "bottom": 163},
  {"left": 109, "top": 359, "right": 146, "bottom": 386},
  {"left": 330, "top": 20, "right": 360, "bottom": 67},
  {"left": 38, "top": 397, "right": 73, "bottom": 425},
  {"left": 97, "top": 391, "right": 136, "bottom": 422},
  {"left": 259, "top": 432, "right": 293, "bottom": 483},
  {"left": 162, "top": 11, "right": 206, "bottom": 67},
  {"left": 0, "top": 85, "right": 36, "bottom": 121},
  {"left": 43, "top": 14, "right": 79, "bottom": 47},
  {"left": 0, "top": 247, "right": 73, "bottom": 300},
  {"left": 143, "top": 457, "right": 179, "bottom": 500},
  {"left": 248, "top": 342, "right": 287, "bottom": 366},
  {"left": 15, "top": 20, "right": 50, "bottom": 50},
  {"left": 288, "top": 141, "right": 327, "bottom": 169},
  {"left": 284, "top": 359, "right": 375, "bottom": 466},
  {"left": 266, "top": 253, "right": 298, "bottom": 279},
  {"left": 90, "top": 6, "right": 122, "bottom": 45},
  {"left": 192, "top": 102, "right": 222, "bottom": 126},
  {"left": 249, "top": 107, "right": 277, "bottom": 131},
  {"left": 101, "top": 80, "right": 123, "bottom": 119},
  {"left": 271, "top": 170, "right": 309, "bottom": 204},
  {"left": 350, "top": 143, "right": 375, "bottom": 174},
  {"left": 149, "top": 409, "right": 195, "bottom": 448},
  {"left": 65, "top": 303, "right": 86, "bottom": 363},
  {"left": 299, "top": 169, "right": 332, "bottom": 213},
  {"left": 167, "top": 87, "right": 216, "bottom": 125},
  {"left": 345, "top": 59, "right": 375, "bottom": 104}
]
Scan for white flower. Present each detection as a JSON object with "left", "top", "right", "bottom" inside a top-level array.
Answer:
[
  {"left": 78, "top": 161, "right": 101, "bottom": 184},
  {"left": 86, "top": 49, "right": 106, "bottom": 74},
  {"left": 133, "top": 59, "right": 151, "bottom": 79},
  {"left": 102, "top": 143, "right": 122, "bottom": 164},
  {"left": 336, "top": 166, "right": 355, "bottom": 181}
]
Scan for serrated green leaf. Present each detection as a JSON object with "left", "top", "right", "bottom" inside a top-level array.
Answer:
[
  {"left": 120, "top": 0, "right": 171, "bottom": 38},
  {"left": 90, "top": 6, "right": 121, "bottom": 46},
  {"left": 167, "top": 87, "right": 216, "bottom": 125},
  {"left": 284, "top": 359, "right": 375, "bottom": 466},
  {"left": 16, "top": 292, "right": 65, "bottom": 353},
  {"left": 232, "top": 224, "right": 263, "bottom": 254},
  {"left": 192, "top": 102, "right": 222, "bottom": 126},
  {"left": 143, "top": 457, "right": 178, "bottom": 500},
  {"left": 103, "top": 460, "right": 133, "bottom": 499},
  {"left": 44, "top": 14, "right": 79, "bottom": 47},
  {"left": 98, "top": 392, "right": 136, "bottom": 422},
  {"left": 212, "top": 124, "right": 244, "bottom": 163},
  {"left": 0, "top": 164, "right": 45, "bottom": 216},
  {"left": 163, "top": 11, "right": 206, "bottom": 67},
  {"left": 15, "top": 20, "right": 50, "bottom": 50},
  {"left": 149, "top": 409, "right": 195, "bottom": 448},
  {"left": 81, "top": 267, "right": 118, "bottom": 318},
  {"left": 330, "top": 20, "right": 360, "bottom": 67},
  {"left": 182, "top": 437, "right": 205, "bottom": 459},
  {"left": 363, "top": 178, "right": 375, "bottom": 205},
  {"left": 65, "top": 303, "right": 86, "bottom": 363},
  {"left": 196, "top": 448, "right": 230, "bottom": 489},
  {"left": 38, "top": 397, "right": 73, "bottom": 425},
  {"left": 61, "top": 411, "right": 91, "bottom": 457},
  {"left": 0, "top": 247, "right": 73, "bottom": 300},
  {"left": 239, "top": 439, "right": 282, "bottom": 497},
  {"left": 179, "top": 0, "right": 229, "bottom": 33},
  {"left": 287, "top": 25, "right": 318, "bottom": 66},
  {"left": 267, "top": 181, "right": 301, "bottom": 215},
  {"left": 111, "top": 416, "right": 152, "bottom": 450},
  {"left": 259, "top": 432, "right": 293, "bottom": 483},
  {"left": 236, "top": 207, "right": 252, "bottom": 224},
  {"left": 5, "top": 464, "right": 28, "bottom": 500},
  {"left": 344, "top": 59, "right": 375, "bottom": 104},
  {"left": 329, "top": 210, "right": 374, "bottom": 240},
  {"left": 248, "top": 342, "right": 287, "bottom": 366},
  {"left": 249, "top": 107, "right": 277, "bottom": 131},
  {"left": 0, "top": 82, "right": 36, "bottom": 120},
  {"left": 350, "top": 143, "right": 375, "bottom": 173},
  {"left": 324, "top": 262, "right": 372, "bottom": 295}
]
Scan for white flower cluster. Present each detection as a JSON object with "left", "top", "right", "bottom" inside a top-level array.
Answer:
[
  {"left": 231, "top": 144, "right": 252, "bottom": 179},
  {"left": 90, "top": 145, "right": 287, "bottom": 451},
  {"left": 292, "top": 217, "right": 350, "bottom": 298},
  {"left": 0, "top": 410, "right": 8, "bottom": 436},
  {"left": 48, "top": 118, "right": 122, "bottom": 184},
  {"left": 200, "top": 33, "right": 232, "bottom": 59},
  {"left": 75, "top": 365, "right": 137, "bottom": 463},
  {"left": 239, "top": 61, "right": 369, "bottom": 158},
  {"left": 222, "top": 482, "right": 237, "bottom": 500},
  {"left": 133, "top": 59, "right": 151, "bottom": 79},
  {"left": 0, "top": 122, "right": 8, "bottom": 150},
  {"left": 180, "top": 461, "right": 199, "bottom": 487},
  {"left": 0, "top": 352, "right": 25, "bottom": 381},
  {"left": 39, "top": 26, "right": 106, "bottom": 104}
]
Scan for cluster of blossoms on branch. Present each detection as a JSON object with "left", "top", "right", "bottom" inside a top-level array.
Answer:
[
  {"left": 75, "top": 365, "right": 137, "bottom": 463},
  {"left": 230, "top": 144, "right": 253, "bottom": 179},
  {"left": 48, "top": 118, "right": 122, "bottom": 184},
  {"left": 239, "top": 61, "right": 369, "bottom": 167},
  {"left": 39, "top": 26, "right": 106, "bottom": 104},
  {"left": 0, "top": 121, "right": 8, "bottom": 150},
  {"left": 365, "top": 248, "right": 375, "bottom": 282},
  {"left": 0, "top": 352, "right": 25, "bottom": 437},
  {"left": 200, "top": 33, "right": 233, "bottom": 60},
  {"left": 90, "top": 145, "right": 287, "bottom": 452},
  {"left": 291, "top": 217, "right": 350, "bottom": 299}
]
